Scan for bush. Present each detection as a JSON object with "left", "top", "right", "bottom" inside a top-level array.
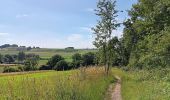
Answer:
[
  {"left": 39, "top": 65, "right": 52, "bottom": 70},
  {"left": 82, "top": 52, "right": 95, "bottom": 66},
  {"left": 24, "top": 58, "right": 38, "bottom": 71},
  {"left": 72, "top": 53, "right": 82, "bottom": 68},
  {"left": 67, "top": 62, "right": 75, "bottom": 70},
  {"left": 54, "top": 60, "right": 68, "bottom": 71},
  {"left": 47, "top": 54, "right": 64, "bottom": 68},
  {"left": 3, "top": 67, "right": 20, "bottom": 73}
]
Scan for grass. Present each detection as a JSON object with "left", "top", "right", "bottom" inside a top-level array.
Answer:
[
  {"left": 0, "top": 67, "right": 114, "bottom": 100},
  {"left": 111, "top": 68, "right": 170, "bottom": 100}
]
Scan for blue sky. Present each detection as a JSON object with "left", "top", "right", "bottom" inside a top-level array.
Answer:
[{"left": 0, "top": 0, "right": 137, "bottom": 48}]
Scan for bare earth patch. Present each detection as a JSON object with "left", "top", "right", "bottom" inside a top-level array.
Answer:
[{"left": 105, "top": 76, "right": 122, "bottom": 100}]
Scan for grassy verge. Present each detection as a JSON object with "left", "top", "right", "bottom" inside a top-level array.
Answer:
[
  {"left": 112, "top": 68, "right": 170, "bottom": 100},
  {"left": 0, "top": 67, "right": 114, "bottom": 100}
]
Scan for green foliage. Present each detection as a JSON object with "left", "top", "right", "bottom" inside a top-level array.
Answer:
[
  {"left": 122, "top": 0, "right": 170, "bottom": 68},
  {"left": 82, "top": 52, "right": 95, "bottom": 66},
  {"left": 72, "top": 53, "right": 82, "bottom": 68},
  {"left": 47, "top": 54, "right": 64, "bottom": 68},
  {"left": 92, "top": 0, "right": 119, "bottom": 73},
  {"left": 3, "top": 67, "right": 20, "bottom": 73},
  {"left": 0, "top": 54, "right": 3, "bottom": 63},
  {"left": 18, "top": 51, "right": 26, "bottom": 62},
  {"left": 54, "top": 60, "right": 68, "bottom": 71},
  {"left": 3, "top": 54, "right": 15, "bottom": 63},
  {"left": 24, "top": 57, "right": 39, "bottom": 71}
]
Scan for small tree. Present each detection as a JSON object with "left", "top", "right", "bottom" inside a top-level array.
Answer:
[
  {"left": 92, "top": 0, "right": 119, "bottom": 74},
  {"left": 47, "top": 54, "right": 64, "bottom": 68}
]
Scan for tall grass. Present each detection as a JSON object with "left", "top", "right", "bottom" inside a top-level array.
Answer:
[
  {"left": 0, "top": 67, "right": 114, "bottom": 100},
  {"left": 112, "top": 68, "right": 170, "bottom": 100}
]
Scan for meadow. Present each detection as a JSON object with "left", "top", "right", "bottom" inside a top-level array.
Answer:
[
  {"left": 112, "top": 68, "right": 170, "bottom": 100},
  {"left": 0, "top": 67, "right": 115, "bottom": 100}
]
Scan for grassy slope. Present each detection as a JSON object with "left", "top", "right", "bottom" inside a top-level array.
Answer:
[
  {"left": 112, "top": 68, "right": 170, "bottom": 100},
  {"left": 0, "top": 67, "right": 114, "bottom": 100}
]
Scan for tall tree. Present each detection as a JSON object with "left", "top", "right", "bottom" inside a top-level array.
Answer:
[{"left": 92, "top": 0, "right": 119, "bottom": 74}]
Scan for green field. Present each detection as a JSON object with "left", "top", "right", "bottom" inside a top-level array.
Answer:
[
  {"left": 0, "top": 67, "right": 114, "bottom": 100},
  {"left": 0, "top": 67, "right": 169, "bottom": 100}
]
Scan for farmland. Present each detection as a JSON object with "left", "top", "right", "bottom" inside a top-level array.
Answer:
[{"left": 0, "top": 48, "right": 96, "bottom": 72}]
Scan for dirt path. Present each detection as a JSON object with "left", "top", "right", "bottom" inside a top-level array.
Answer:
[
  {"left": 105, "top": 76, "right": 122, "bottom": 100},
  {"left": 111, "top": 76, "right": 122, "bottom": 100}
]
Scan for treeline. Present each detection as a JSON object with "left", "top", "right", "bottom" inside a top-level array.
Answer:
[
  {"left": 0, "top": 52, "right": 39, "bottom": 64},
  {"left": 121, "top": 0, "right": 170, "bottom": 69},
  {"left": 0, "top": 52, "right": 40, "bottom": 72},
  {"left": 40, "top": 52, "right": 96, "bottom": 71},
  {"left": 2, "top": 51, "right": 97, "bottom": 73},
  {"left": 0, "top": 44, "right": 40, "bottom": 51},
  {"left": 92, "top": 0, "right": 170, "bottom": 71}
]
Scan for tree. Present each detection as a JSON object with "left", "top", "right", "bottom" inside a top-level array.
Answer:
[
  {"left": 0, "top": 54, "right": 3, "bottom": 63},
  {"left": 47, "top": 54, "right": 64, "bottom": 68},
  {"left": 54, "top": 60, "right": 68, "bottom": 71},
  {"left": 18, "top": 51, "right": 26, "bottom": 62},
  {"left": 24, "top": 58, "right": 39, "bottom": 71},
  {"left": 92, "top": 0, "right": 119, "bottom": 74},
  {"left": 26, "top": 53, "right": 40, "bottom": 60},
  {"left": 72, "top": 53, "right": 82, "bottom": 68},
  {"left": 3, "top": 54, "right": 15, "bottom": 63},
  {"left": 82, "top": 52, "right": 95, "bottom": 66},
  {"left": 122, "top": 0, "right": 170, "bottom": 68}
]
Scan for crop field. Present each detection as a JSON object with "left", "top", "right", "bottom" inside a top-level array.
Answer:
[{"left": 0, "top": 67, "right": 114, "bottom": 100}]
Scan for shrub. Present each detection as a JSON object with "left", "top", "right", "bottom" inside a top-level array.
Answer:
[
  {"left": 72, "top": 53, "right": 82, "bottom": 68},
  {"left": 3, "top": 67, "right": 20, "bottom": 73},
  {"left": 24, "top": 58, "right": 38, "bottom": 71},
  {"left": 68, "top": 62, "right": 75, "bottom": 70},
  {"left": 54, "top": 60, "right": 68, "bottom": 71},
  {"left": 47, "top": 54, "right": 64, "bottom": 68},
  {"left": 82, "top": 52, "right": 95, "bottom": 66},
  {"left": 39, "top": 65, "right": 52, "bottom": 70}
]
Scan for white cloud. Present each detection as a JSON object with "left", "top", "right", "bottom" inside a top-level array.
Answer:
[
  {"left": 0, "top": 32, "right": 9, "bottom": 36},
  {"left": 67, "top": 34, "right": 83, "bottom": 42},
  {"left": 16, "top": 14, "right": 29, "bottom": 18}
]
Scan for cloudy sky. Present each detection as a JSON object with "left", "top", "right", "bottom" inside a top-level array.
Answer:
[{"left": 0, "top": 0, "right": 137, "bottom": 48}]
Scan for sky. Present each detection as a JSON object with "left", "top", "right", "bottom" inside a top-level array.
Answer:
[{"left": 0, "top": 0, "right": 137, "bottom": 48}]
